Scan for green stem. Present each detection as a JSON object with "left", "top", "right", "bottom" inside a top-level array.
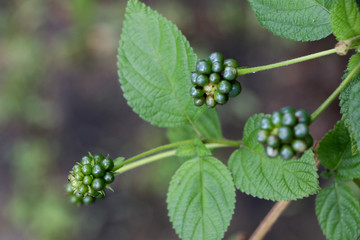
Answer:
[
  {"left": 115, "top": 139, "right": 194, "bottom": 170},
  {"left": 311, "top": 62, "right": 360, "bottom": 122},
  {"left": 114, "top": 143, "right": 235, "bottom": 174},
  {"left": 237, "top": 49, "right": 337, "bottom": 76}
]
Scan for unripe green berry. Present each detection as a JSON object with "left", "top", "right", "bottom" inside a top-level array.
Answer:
[
  {"left": 291, "top": 139, "right": 307, "bottom": 153},
  {"left": 74, "top": 172, "right": 84, "bottom": 181},
  {"left": 224, "top": 58, "right": 238, "bottom": 68},
  {"left": 96, "top": 193, "right": 105, "bottom": 200},
  {"left": 267, "top": 135, "right": 280, "bottom": 148},
  {"left": 281, "top": 106, "right": 296, "bottom": 115},
  {"left": 65, "top": 183, "right": 73, "bottom": 193},
  {"left": 81, "top": 156, "right": 92, "bottom": 165},
  {"left": 266, "top": 146, "right": 279, "bottom": 158},
  {"left": 71, "top": 180, "right": 82, "bottom": 189},
  {"left": 83, "top": 196, "right": 95, "bottom": 205},
  {"left": 228, "top": 81, "right": 242, "bottom": 98},
  {"left": 214, "top": 91, "right": 228, "bottom": 105},
  {"left": 83, "top": 175, "right": 93, "bottom": 185},
  {"left": 69, "top": 194, "right": 82, "bottom": 204},
  {"left": 191, "top": 72, "right": 199, "bottom": 85},
  {"left": 282, "top": 112, "right": 297, "bottom": 126},
  {"left": 205, "top": 96, "right": 216, "bottom": 108},
  {"left": 294, "top": 123, "right": 309, "bottom": 138},
  {"left": 104, "top": 172, "right": 115, "bottom": 184},
  {"left": 209, "top": 73, "right": 221, "bottom": 84},
  {"left": 92, "top": 164, "right": 105, "bottom": 178},
  {"left": 196, "top": 74, "right": 209, "bottom": 87},
  {"left": 260, "top": 117, "right": 273, "bottom": 131},
  {"left": 304, "top": 134, "right": 314, "bottom": 148},
  {"left": 196, "top": 60, "right": 212, "bottom": 74},
  {"left": 218, "top": 80, "right": 232, "bottom": 94},
  {"left": 212, "top": 61, "right": 224, "bottom": 73},
  {"left": 223, "top": 66, "right": 237, "bottom": 80},
  {"left": 101, "top": 158, "right": 114, "bottom": 172},
  {"left": 271, "top": 111, "right": 283, "bottom": 127},
  {"left": 278, "top": 126, "right": 293, "bottom": 143},
  {"left": 295, "top": 109, "right": 311, "bottom": 125},
  {"left": 209, "top": 52, "right": 224, "bottom": 63},
  {"left": 280, "top": 145, "right": 294, "bottom": 160},
  {"left": 72, "top": 164, "right": 82, "bottom": 174},
  {"left": 92, "top": 178, "right": 106, "bottom": 191},
  {"left": 78, "top": 184, "right": 89, "bottom": 195},
  {"left": 194, "top": 97, "right": 205, "bottom": 107},
  {"left": 94, "top": 154, "right": 105, "bottom": 163},
  {"left": 81, "top": 164, "right": 92, "bottom": 176},
  {"left": 257, "top": 130, "right": 269, "bottom": 144},
  {"left": 190, "top": 86, "right": 205, "bottom": 98},
  {"left": 88, "top": 187, "right": 97, "bottom": 196}
]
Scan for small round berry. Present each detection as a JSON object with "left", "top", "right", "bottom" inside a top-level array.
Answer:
[
  {"left": 280, "top": 145, "right": 294, "bottom": 160},
  {"left": 260, "top": 117, "right": 273, "bottom": 131},
  {"left": 72, "top": 164, "right": 82, "bottom": 174},
  {"left": 81, "top": 164, "right": 92, "bottom": 176},
  {"left": 209, "top": 73, "right": 221, "bottom": 84},
  {"left": 280, "top": 106, "right": 296, "bottom": 115},
  {"left": 88, "top": 187, "right": 97, "bottom": 196},
  {"left": 257, "top": 130, "right": 269, "bottom": 144},
  {"left": 294, "top": 123, "right": 309, "bottom": 138},
  {"left": 218, "top": 80, "right": 232, "bottom": 94},
  {"left": 191, "top": 72, "right": 199, "bottom": 85},
  {"left": 92, "top": 164, "right": 106, "bottom": 178},
  {"left": 295, "top": 109, "right": 311, "bottom": 125},
  {"left": 104, "top": 172, "right": 115, "bottom": 184},
  {"left": 212, "top": 61, "right": 224, "bottom": 73},
  {"left": 282, "top": 112, "right": 297, "bottom": 126},
  {"left": 209, "top": 52, "right": 224, "bottom": 63},
  {"left": 205, "top": 96, "right": 216, "bottom": 108},
  {"left": 266, "top": 146, "right": 279, "bottom": 158},
  {"left": 223, "top": 66, "right": 237, "bottom": 80},
  {"left": 83, "top": 196, "right": 95, "bottom": 205},
  {"left": 278, "top": 126, "right": 294, "bottom": 143},
  {"left": 81, "top": 156, "right": 92, "bottom": 165},
  {"left": 196, "top": 60, "right": 212, "bottom": 74},
  {"left": 92, "top": 178, "right": 106, "bottom": 191},
  {"left": 96, "top": 193, "right": 105, "bottom": 200},
  {"left": 101, "top": 158, "right": 114, "bottom": 172},
  {"left": 70, "top": 194, "right": 82, "bottom": 204},
  {"left": 267, "top": 135, "right": 280, "bottom": 148},
  {"left": 304, "top": 134, "right": 314, "bottom": 148},
  {"left": 83, "top": 175, "right": 93, "bottom": 185},
  {"left": 214, "top": 91, "right": 228, "bottom": 105},
  {"left": 271, "top": 111, "right": 283, "bottom": 127},
  {"left": 194, "top": 97, "right": 205, "bottom": 107},
  {"left": 78, "top": 184, "right": 89, "bottom": 195},
  {"left": 196, "top": 74, "right": 209, "bottom": 87},
  {"left": 65, "top": 183, "right": 73, "bottom": 193},
  {"left": 74, "top": 172, "right": 84, "bottom": 181},
  {"left": 190, "top": 86, "right": 205, "bottom": 98},
  {"left": 228, "top": 81, "right": 242, "bottom": 98},
  {"left": 224, "top": 59, "right": 238, "bottom": 68},
  {"left": 94, "top": 154, "right": 105, "bottom": 163},
  {"left": 71, "top": 180, "right": 82, "bottom": 189},
  {"left": 291, "top": 139, "right": 307, "bottom": 153}
]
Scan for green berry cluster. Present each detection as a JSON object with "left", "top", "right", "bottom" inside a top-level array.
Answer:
[
  {"left": 190, "top": 52, "right": 242, "bottom": 108},
  {"left": 65, "top": 153, "right": 115, "bottom": 205},
  {"left": 257, "top": 107, "right": 313, "bottom": 160}
]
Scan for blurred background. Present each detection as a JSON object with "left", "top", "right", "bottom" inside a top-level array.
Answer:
[{"left": 0, "top": 0, "right": 356, "bottom": 239}]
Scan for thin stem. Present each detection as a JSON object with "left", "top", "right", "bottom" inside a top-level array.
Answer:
[
  {"left": 237, "top": 49, "right": 337, "bottom": 76},
  {"left": 249, "top": 201, "right": 291, "bottom": 240},
  {"left": 311, "top": 62, "right": 360, "bottom": 122},
  {"left": 115, "top": 139, "right": 194, "bottom": 170},
  {"left": 114, "top": 143, "right": 234, "bottom": 174}
]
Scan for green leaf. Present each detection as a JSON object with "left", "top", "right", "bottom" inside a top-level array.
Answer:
[
  {"left": 348, "top": 81, "right": 360, "bottom": 152},
  {"left": 315, "top": 182, "right": 360, "bottom": 240},
  {"left": 248, "top": 0, "right": 333, "bottom": 41},
  {"left": 228, "top": 114, "right": 319, "bottom": 201},
  {"left": 317, "top": 120, "right": 360, "bottom": 180},
  {"left": 117, "top": 0, "right": 203, "bottom": 127},
  {"left": 340, "top": 54, "right": 360, "bottom": 154},
  {"left": 167, "top": 156, "right": 235, "bottom": 240},
  {"left": 167, "top": 109, "right": 222, "bottom": 142},
  {"left": 331, "top": 0, "right": 360, "bottom": 41}
]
